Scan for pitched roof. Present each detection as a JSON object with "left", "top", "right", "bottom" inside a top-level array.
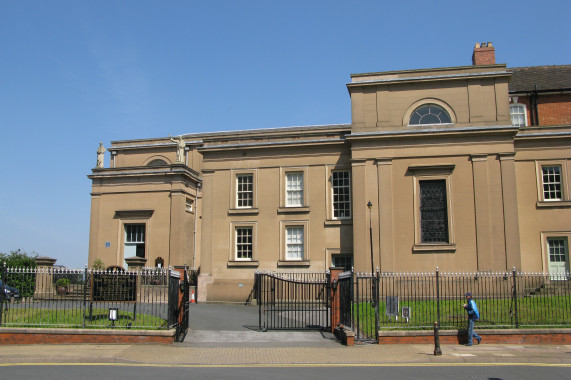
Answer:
[{"left": 508, "top": 65, "right": 571, "bottom": 93}]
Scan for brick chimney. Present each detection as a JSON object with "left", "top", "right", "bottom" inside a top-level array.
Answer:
[{"left": 472, "top": 42, "right": 495, "bottom": 65}]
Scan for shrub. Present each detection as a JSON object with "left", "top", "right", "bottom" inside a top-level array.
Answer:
[
  {"left": 55, "top": 278, "right": 70, "bottom": 287},
  {"left": 92, "top": 258, "right": 105, "bottom": 270},
  {"left": 0, "top": 249, "right": 37, "bottom": 268},
  {"left": 1, "top": 249, "right": 38, "bottom": 298}
]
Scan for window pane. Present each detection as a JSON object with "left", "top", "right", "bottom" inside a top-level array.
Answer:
[
  {"left": 237, "top": 174, "right": 253, "bottom": 208},
  {"left": 125, "top": 224, "right": 145, "bottom": 243},
  {"left": 510, "top": 105, "right": 526, "bottom": 127},
  {"left": 332, "top": 255, "right": 352, "bottom": 271},
  {"left": 419, "top": 180, "right": 449, "bottom": 243},
  {"left": 286, "top": 226, "right": 304, "bottom": 260},
  {"left": 409, "top": 104, "right": 451, "bottom": 125},
  {"left": 548, "top": 238, "right": 567, "bottom": 263},
  {"left": 236, "top": 227, "right": 253, "bottom": 260},
  {"left": 286, "top": 172, "right": 303, "bottom": 207},
  {"left": 542, "top": 166, "right": 562, "bottom": 201},
  {"left": 125, "top": 224, "right": 145, "bottom": 259},
  {"left": 332, "top": 171, "right": 351, "bottom": 218}
]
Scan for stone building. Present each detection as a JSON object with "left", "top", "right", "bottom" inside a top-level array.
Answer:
[{"left": 88, "top": 43, "right": 571, "bottom": 302}]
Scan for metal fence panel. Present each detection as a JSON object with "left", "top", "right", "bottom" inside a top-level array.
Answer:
[
  {"left": 0, "top": 265, "right": 172, "bottom": 329},
  {"left": 376, "top": 269, "right": 571, "bottom": 330}
]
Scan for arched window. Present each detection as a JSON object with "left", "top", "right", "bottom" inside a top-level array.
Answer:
[
  {"left": 409, "top": 104, "right": 452, "bottom": 125},
  {"left": 147, "top": 159, "right": 168, "bottom": 167}
]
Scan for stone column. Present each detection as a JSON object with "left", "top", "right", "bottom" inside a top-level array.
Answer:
[
  {"left": 169, "top": 186, "right": 187, "bottom": 267},
  {"left": 351, "top": 160, "right": 368, "bottom": 272},
  {"left": 197, "top": 171, "right": 214, "bottom": 302},
  {"left": 471, "top": 155, "right": 492, "bottom": 271},
  {"left": 499, "top": 153, "right": 521, "bottom": 270},
  {"left": 34, "top": 256, "right": 57, "bottom": 300},
  {"left": 377, "top": 158, "right": 394, "bottom": 272}
]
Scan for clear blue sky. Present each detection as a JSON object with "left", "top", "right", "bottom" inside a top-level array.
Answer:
[{"left": 1, "top": 1, "right": 569, "bottom": 268}]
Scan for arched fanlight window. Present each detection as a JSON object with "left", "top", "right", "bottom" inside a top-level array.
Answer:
[
  {"left": 147, "top": 159, "right": 168, "bottom": 167},
  {"left": 409, "top": 104, "right": 452, "bottom": 125}
]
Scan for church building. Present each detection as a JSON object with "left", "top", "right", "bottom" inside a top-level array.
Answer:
[{"left": 88, "top": 43, "right": 571, "bottom": 302}]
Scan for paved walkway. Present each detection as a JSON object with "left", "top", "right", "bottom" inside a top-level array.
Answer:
[
  {"left": 0, "top": 342, "right": 570, "bottom": 365},
  {"left": 184, "top": 303, "right": 338, "bottom": 348}
]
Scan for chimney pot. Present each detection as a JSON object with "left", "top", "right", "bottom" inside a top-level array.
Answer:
[{"left": 472, "top": 41, "right": 496, "bottom": 65}]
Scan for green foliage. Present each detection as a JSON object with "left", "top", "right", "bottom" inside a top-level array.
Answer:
[
  {"left": 1, "top": 250, "right": 38, "bottom": 298},
  {"left": 92, "top": 258, "right": 105, "bottom": 270},
  {"left": 0, "top": 249, "right": 37, "bottom": 268},
  {"left": 55, "top": 278, "right": 70, "bottom": 287}
]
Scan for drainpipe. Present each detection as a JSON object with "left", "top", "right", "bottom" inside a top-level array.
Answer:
[{"left": 532, "top": 85, "right": 539, "bottom": 126}]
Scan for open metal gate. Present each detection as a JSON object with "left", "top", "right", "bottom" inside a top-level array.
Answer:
[
  {"left": 168, "top": 267, "right": 190, "bottom": 342},
  {"left": 255, "top": 271, "right": 330, "bottom": 331},
  {"left": 338, "top": 271, "right": 379, "bottom": 343}
]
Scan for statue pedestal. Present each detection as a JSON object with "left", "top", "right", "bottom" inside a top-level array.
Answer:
[
  {"left": 124, "top": 256, "right": 147, "bottom": 271},
  {"left": 34, "top": 257, "right": 57, "bottom": 300}
]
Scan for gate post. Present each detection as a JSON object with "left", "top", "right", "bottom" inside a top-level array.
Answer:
[
  {"left": 329, "top": 267, "right": 343, "bottom": 333},
  {"left": 174, "top": 265, "right": 189, "bottom": 341}
]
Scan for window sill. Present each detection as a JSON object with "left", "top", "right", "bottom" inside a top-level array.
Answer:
[
  {"left": 536, "top": 201, "right": 571, "bottom": 208},
  {"left": 277, "top": 260, "right": 311, "bottom": 267},
  {"left": 227, "top": 260, "right": 259, "bottom": 268},
  {"left": 228, "top": 208, "right": 259, "bottom": 215},
  {"left": 277, "top": 207, "right": 310, "bottom": 214},
  {"left": 324, "top": 219, "right": 353, "bottom": 226},
  {"left": 413, "top": 244, "right": 456, "bottom": 253}
]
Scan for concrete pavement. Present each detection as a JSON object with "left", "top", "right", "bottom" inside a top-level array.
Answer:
[{"left": 0, "top": 339, "right": 570, "bottom": 366}]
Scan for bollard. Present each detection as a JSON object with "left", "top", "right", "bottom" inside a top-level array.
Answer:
[{"left": 433, "top": 321, "right": 442, "bottom": 356}]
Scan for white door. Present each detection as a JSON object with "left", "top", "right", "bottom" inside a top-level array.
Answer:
[{"left": 547, "top": 238, "right": 569, "bottom": 280}]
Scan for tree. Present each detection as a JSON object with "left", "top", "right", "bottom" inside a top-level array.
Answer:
[
  {"left": 0, "top": 249, "right": 38, "bottom": 298},
  {"left": 0, "top": 249, "right": 37, "bottom": 268}
]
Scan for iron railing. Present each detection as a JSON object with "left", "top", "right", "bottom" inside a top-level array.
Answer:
[
  {"left": 255, "top": 268, "right": 571, "bottom": 336},
  {"left": 377, "top": 268, "right": 571, "bottom": 329},
  {"left": 0, "top": 264, "right": 185, "bottom": 329}
]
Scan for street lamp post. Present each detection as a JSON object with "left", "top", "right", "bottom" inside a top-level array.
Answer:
[{"left": 367, "top": 201, "right": 374, "bottom": 274}]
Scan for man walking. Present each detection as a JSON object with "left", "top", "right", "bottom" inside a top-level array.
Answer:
[{"left": 463, "top": 292, "right": 482, "bottom": 346}]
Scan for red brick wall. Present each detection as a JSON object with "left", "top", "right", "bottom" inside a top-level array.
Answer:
[
  {"left": 0, "top": 332, "right": 174, "bottom": 345},
  {"left": 538, "top": 94, "right": 571, "bottom": 125},
  {"left": 513, "top": 94, "right": 571, "bottom": 126},
  {"left": 378, "top": 332, "right": 571, "bottom": 345}
]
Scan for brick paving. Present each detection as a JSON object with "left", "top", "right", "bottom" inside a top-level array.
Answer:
[{"left": 1, "top": 343, "right": 570, "bottom": 365}]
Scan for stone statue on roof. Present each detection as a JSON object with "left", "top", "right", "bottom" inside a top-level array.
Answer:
[
  {"left": 96, "top": 142, "right": 106, "bottom": 168},
  {"left": 169, "top": 134, "right": 185, "bottom": 163}
]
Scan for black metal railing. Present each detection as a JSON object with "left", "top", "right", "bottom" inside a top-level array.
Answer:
[
  {"left": 0, "top": 264, "right": 187, "bottom": 330},
  {"left": 255, "top": 268, "right": 571, "bottom": 336},
  {"left": 256, "top": 270, "right": 330, "bottom": 331},
  {"left": 377, "top": 268, "right": 571, "bottom": 330}
]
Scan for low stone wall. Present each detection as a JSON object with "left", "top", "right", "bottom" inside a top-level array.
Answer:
[
  {"left": 378, "top": 328, "right": 571, "bottom": 345},
  {"left": 0, "top": 328, "right": 175, "bottom": 345}
]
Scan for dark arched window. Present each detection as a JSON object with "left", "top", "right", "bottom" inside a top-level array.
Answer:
[
  {"left": 147, "top": 159, "right": 168, "bottom": 167},
  {"left": 409, "top": 104, "right": 451, "bottom": 125}
]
